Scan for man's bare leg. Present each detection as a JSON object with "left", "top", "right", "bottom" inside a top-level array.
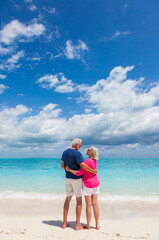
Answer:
[
  {"left": 62, "top": 196, "right": 72, "bottom": 229},
  {"left": 75, "top": 196, "right": 84, "bottom": 230}
]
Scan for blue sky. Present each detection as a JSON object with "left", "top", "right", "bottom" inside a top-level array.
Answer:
[{"left": 0, "top": 0, "right": 159, "bottom": 158}]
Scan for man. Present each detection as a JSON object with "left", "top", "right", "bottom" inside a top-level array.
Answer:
[{"left": 61, "top": 138, "right": 97, "bottom": 230}]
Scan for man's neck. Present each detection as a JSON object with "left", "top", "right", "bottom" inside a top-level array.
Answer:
[{"left": 70, "top": 147, "right": 77, "bottom": 150}]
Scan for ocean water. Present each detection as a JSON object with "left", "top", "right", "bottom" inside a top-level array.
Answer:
[{"left": 0, "top": 158, "right": 159, "bottom": 202}]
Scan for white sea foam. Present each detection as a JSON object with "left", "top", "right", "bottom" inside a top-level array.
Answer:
[
  {"left": 0, "top": 190, "right": 65, "bottom": 200},
  {"left": 99, "top": 194, "right": 159, "bottom": 203},
  {"left": 0, "top": 190, "right": 159, "bottom": 203}
]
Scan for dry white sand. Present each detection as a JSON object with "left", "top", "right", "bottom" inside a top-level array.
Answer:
[{"left": 0, "top": 199, "right": 159, "bottom": 240}]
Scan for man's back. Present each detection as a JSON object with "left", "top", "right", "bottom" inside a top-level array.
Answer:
[{"left": 61, "top": 148, "right": 84, "bottom": 179}]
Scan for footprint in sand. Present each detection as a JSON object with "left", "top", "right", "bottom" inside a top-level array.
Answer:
[
  {"left": 116, "top": 233, "right": 121, "bottom": 237},
  {"left": 101, "top": 231, "right": 109, "bottom": 235}
]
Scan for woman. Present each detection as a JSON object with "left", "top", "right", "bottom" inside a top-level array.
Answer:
[{"left": 66, "top": 146, "right": 100, "bottom": 230}]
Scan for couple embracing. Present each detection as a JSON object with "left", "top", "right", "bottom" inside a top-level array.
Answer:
[{"left": 61, "top": 138, "right": 100, "bottom": 230}]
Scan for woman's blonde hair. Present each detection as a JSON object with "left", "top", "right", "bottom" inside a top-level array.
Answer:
[{"left": 89, "top": 146, "right": 99, "bottom": 160}]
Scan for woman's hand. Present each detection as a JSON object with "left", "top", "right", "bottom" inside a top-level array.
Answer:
[{"left": 66, "top": 166, "right": 71, "bottom": 172}]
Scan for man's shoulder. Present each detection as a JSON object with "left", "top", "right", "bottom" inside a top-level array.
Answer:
[
  {"left": 62, "top": 148, "right": 70, "bottom": 160},
  {"left": 62, "top": 148, "right": 83, "bottom": 158},
  {"left": 62, "top": 148, "right": 77, "bottom": 156},
  {"left": 63, "top": 148, "right": 72, "bottom": 154}
]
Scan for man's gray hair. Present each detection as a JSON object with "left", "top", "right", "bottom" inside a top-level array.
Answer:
[
  {"left": 72, "top": 138, "right": 82, "bottom": 147},
  {"left": 89, "top": 146, "right": 99, "bottom": 160}
]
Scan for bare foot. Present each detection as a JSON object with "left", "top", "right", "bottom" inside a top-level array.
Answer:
[
  {"left": 62, "top": 223, "right": 70, "bottom": 229},
  {"left": 87, "top": 226, "right": 91, "bottom": 230},
  {"left": 96, "top": 224, "right": 100, "bottom": 230},
  {"left": 75, "top": 224, "right": 84, "bottom": 230}
]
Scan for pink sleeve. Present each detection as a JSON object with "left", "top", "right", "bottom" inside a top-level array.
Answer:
[{"left": 76, "top": 168, "right": 85, "bottom": 176}]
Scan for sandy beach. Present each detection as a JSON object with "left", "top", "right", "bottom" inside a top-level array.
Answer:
[{"left": 0, "top": 199, "right": 159, "bottom": 240}]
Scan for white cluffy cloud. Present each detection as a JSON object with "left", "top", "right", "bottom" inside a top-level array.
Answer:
[
  {"left": 0, "top": 51, "right": 25, "bottom": 71},
  {"left": 84, "top": 66, "right": 159, "bottom": 113},
  {"left": 37, "top": 74, "right": 59, "bottom": 89},
  {"left": 0, "top": 20, "right": 45, "bottom": 45},
  {"left": 36, "top": 73, "right": 76, "bottom": 93},
  {"left": 65, "top": 40, "right": 88, "bottom": 59},
  {"left": 1, "top": 101, "right": 159, "bottom": 156},
  {"left": 37, "top": 73, "right": 90, "bottom": 93},
  {"left": 37, "top": 66, "right": 159, "bottom": 115},
  {"left": 1, "top": 66, "right": 159, "bottom": 156}
]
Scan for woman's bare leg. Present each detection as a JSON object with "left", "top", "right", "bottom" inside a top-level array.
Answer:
[
  {"left": 85, "top": 196, "right": 92, "bottom": 230},
  {"left": 91, "top": 194, "right": 100, "bottom": 230}
]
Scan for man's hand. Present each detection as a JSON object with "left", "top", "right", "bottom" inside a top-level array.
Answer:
[{"left": 65, "top": 166, "right": 70, "bottom": 172}]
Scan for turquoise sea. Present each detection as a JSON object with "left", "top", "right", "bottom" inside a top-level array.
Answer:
[{"left": 0, "top": 158, "right": 159, "bottom": 202}]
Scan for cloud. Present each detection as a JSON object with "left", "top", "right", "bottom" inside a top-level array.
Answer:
[
  {"left": 36, "top": 74, "right": 59, "bottom": 89},
  {"left": 55, "top": 80, "right": 75, "bottom": 93},
  {"left": 7, "top": 50, "right": 24, "bottom": 64},
  {"left": 65, "top": 40, "right": 88, "bottom": 59},
  {"left": 110, "top": 30, "right": 131, "bottom": 40},
  {"left": 1, "top": 66, "right": 159, "bottom": 156},
  {"left": 28, "top": 4, "right": 37, "bottom": 11},
  {"left": 0, "top": 104, "right": 30, "bottom": 118},
  {"left": 37, "top": 73, "right": 90, "bottom": 94},
  {"left": 29, "top": 57, "right": 41, "bottom": 61},
  {"left": 0, "top": 50, "right": 24, "bottom": 71},
  {"left": 17, "top": 93, "right": 24, "bottom": 97},
  {"left": 0, "top": 43, "right": 12, "bottom": 55},
  {"left": 82, "top": 66, "right": 159, "bottom": 113},
  {"left": 43, "top": 7, "right": 56, "bottom": 14},
  {"left": 36, "top": 73, "right": 76, "bottom": 93},
  {"left": 0, "top": 74, "right": 6, "bottom": 79},
  {"left": 1, "top": 102, "right": 159, "bottom": 154},
  {"left": 0, "top": 20, "right": 45, "bottom": 45},
  {"left": 0, "top": 103, "right": 62, "bottom": 148},
  {"left": 37, "top": 66, "right": 159, "bottom": 114},
  {"left": 48, "top": 8, "right": 56, "bottom": 14},
  {"left": 85, "top": 108, "right": 92, "bottom": 114},
  {"left": 0, "top": 84, "right": 8, "bottom": 94}
]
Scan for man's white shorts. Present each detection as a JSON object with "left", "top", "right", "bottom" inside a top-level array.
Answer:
[
  {"left": 82, "top": 183, "right": 99, "bottom": 196},
  {"left": 65, "top": 178, "right": 83, "bottom": 197}
]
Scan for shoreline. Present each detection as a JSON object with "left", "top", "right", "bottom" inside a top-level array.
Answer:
[
  {"left": 0, "top": 199, "right": 159, "bottom": 239},
  {"left": 1, "top": 190, "right": 159, "bottom": 201},
  {"left": 0, "top": 198, "right": 159, "bottom": 218}
]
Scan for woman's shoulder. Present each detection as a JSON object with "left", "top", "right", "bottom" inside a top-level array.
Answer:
[{"left": 84, "top": 158, "right": 94, "bottom": 164}]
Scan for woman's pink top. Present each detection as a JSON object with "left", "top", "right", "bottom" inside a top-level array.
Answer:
[{"left": 76, "top": 158, "right": 100, "bottom": 188}]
